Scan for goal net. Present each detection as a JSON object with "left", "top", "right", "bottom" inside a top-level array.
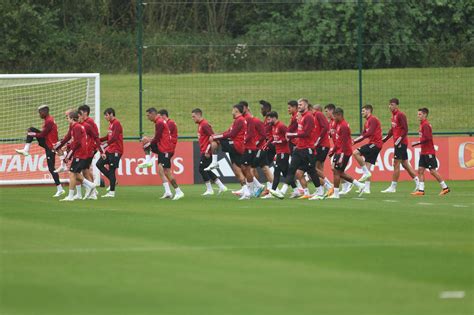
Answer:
[{"left": 0, "top": 74, "right": 100, "bottom": 185}]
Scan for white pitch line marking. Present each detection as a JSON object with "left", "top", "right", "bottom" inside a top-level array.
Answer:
[
  {"left": 1, "top": 241, "right": 469, "bottom": 255},
  {"left": 417, "top": 202, "right": 434, "bottom": 206},
  {"left": 452, "top": 204, "right": 468, "bottom": 208},
  {"left": 353, "top": 198, "right": 366, "bottom": 200},
  {"left": 439, "top": 291, "right": 465, "bottom": 299},
  {"left": 383, "top": 200, "right": 399, "bottom": 203}
]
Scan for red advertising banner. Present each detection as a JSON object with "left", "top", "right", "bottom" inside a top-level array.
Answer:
[
  {"left": 320, "top": 136, "right": 474, "bottom": 182},
  {"left": 1, "top": 137, "right": 472, "bottom": 185},
  {"left": 113, "top": 141, "right": 194, "bottom": 185}
]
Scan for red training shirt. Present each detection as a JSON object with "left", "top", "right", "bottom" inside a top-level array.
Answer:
[
  {"left": 419, "top": 119, "right": 436, "bottom": 155},
  {"left": 197, "top": 119, "right": 214, "bottom": 154},
  {"left": 334, "top": 119, "right": 352, "bottom": 156},
  {"left": 35, "top": 115, "right": 58, "bottom": 150},
  {"left": 271, "top": 121, "right": 290, "bottom": 154}
]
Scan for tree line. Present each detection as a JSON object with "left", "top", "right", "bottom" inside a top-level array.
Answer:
[{"left": 1, "top": 0, "right": 472, "bottom": 73}]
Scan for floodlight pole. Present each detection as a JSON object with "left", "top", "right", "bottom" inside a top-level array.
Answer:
[
  {"left": 137, "top": 0, "right": 144, "bottom": 139},
  {"left": 357, "top": 0, "right": 364, "bottom": 133}
]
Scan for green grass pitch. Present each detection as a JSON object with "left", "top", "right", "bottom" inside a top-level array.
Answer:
[{"left": 0, "top": 181, "right": 473, "bottom": 314}]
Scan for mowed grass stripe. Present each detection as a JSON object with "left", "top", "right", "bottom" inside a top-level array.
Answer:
[{"left": 0, "top": 180, "right": 472, "bottom": 315}]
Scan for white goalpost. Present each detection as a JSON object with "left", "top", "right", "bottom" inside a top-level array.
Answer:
[{"left": 0, "top": 73, "right": 100, "bottom": 185}]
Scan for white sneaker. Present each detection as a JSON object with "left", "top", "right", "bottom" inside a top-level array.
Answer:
[
  {"left": 359, "top": 172, "right": 372, "bottom": 182},
  {"left": 54, "top": 165, "right": 68, "bottom": 173},
  {"left": 289, "top": 190, "right": 302, "bottom": 199},
  {"left": 238, "top": 194, "right": 250, "bottom": 200},
  {"left": 138, "top": 161, "right": 153, "bottom": 169},
  {"left": 106, "top": 181, "right": 118, "bottom": 192},
  {"left": 204, "top": 162, "right": 219, "bottom": 172},
  {"left": 357, "top": 185, "right": 366, "bottom": 197},
  {"left": 309, "top": 194, "right": 325, "bottom": 200},
  {"left": 217, "top": 186, "right": 228, "bottom": 194},
  {"left": 202, "top": 190, "right": 214, "bottom": 196},
  {"left": 269, "top": 189, "right": 284, "bottom": 199},
  {"left": 340, "top": 183, "right": 353, "bottom": 195},
  {"left": 326, "top": 194, "right": 340, "bottom": 199},
  {"left": 101, "top": 192, "right": 115, "bottom": 198},
  {"left": 261, "top": 194, "right": 274, "bottom": 199},
  {"left": 87, "top": 194, "right": 98, "bottom": 200},
  {"left": 84, "top": 184, "right": 96, "bottom": 199},
  {"left": 52, "top": 190, "right": 65, "bottom": 198},
  {"left": 231, "top": 189, "right": 243, "bottom": 196},
  {"left": 381, "top": 187, "right": 396, "bottom": 193},
  {"left": 73, "top": 194, "right": 82, "bottom": 200},
  {"left": 356, "top": 187, "right": 371, "bottom": 195},
  {"left": 60, "top": 195, "right": 74, "bottom": 202},
  {"left": 160, "top": 193, "right": 173, "bottom": 199},
  {"left": 172, "top": 191, "right": 184, "bottom": 201},
  {"left": 15, "top": 149, "right": 30, "bottom": 156},
  {"left": 83, "top": 189, "right": 98, "bottom": 200}
]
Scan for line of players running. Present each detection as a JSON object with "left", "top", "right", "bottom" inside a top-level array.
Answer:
[
  {"left": 183, "top": 97, "right": 450, "bottom": 200},
  {"left": 16, "top": 97, "right": 450, "bottom": 200},
  {"left": 15, "top": 105, "right": 124, "bottom": 201}
]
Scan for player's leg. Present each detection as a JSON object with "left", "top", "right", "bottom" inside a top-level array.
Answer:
[
  {"left": 199, "top": 154, "right": 214, "bottom": 195},
  {"left": 204, "top": 140, "right": 220, "bottom": 171},
  {"left": 269, "top": 150, "right": 301, "bottom": 199},
  {"left": 354, "top": 145, "right": 372, "bottom": 182},
  {"left": 45, "top": 148, "right": 64, "bottom": 197},
  {"left": 401, "top": 159, "right": 420, "bottom": 192},
  {"left": 138, "top": 142, "right": 154, "bottom": 168},
  {"left": 382, "top": 157, "right": 401, "bottom": 193},
  {"left": 329, "top": 168, "right": 342, "bottom": 199},
  {"left": 61, "top": 159, "right": 81, "bottom": 201},
  {"left": 72, "top": 159, "right": 96, "bottom": 198},
  {"left": 102, "top": 153, "right": 121, "bottom": 198},
  {"left": 429, "top": 168, "right": 450, "bottom": 195},
  {"left": 412, "top": 165, "right": 426, "bottom": 196},
  {"left": 15, "top": 127, "right": 41, "bottom": 156}
]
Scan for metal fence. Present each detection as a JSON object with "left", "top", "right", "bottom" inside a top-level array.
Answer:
[{"left": 135, "top": 0, "right": 473, "bottom": 139}]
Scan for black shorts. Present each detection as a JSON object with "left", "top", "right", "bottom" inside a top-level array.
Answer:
[
  {"left": 292, "top": 148, "right": 316, "bottom": 172},
  {"left": 158, "top": 151, "right": 173, "bottom": 169},
  {"left": 333, "top": 154, "right": 351, "bottom": 171},
  {"left": 358, "top": 144, "right": 381, "bottom": 165},
  {"left": 254, "top": 149, "right": 270, "bottom": 168},
  {"left": 70, "top": 158, "right": 88, "bottom": 173},
  {"left": 274, "top": 153, "right": 290, "bottom": 174},
  {"left": 419, "top": 154, "right": 438, "bottom": 169},
  {"left": 266, "top": 143, "right": 276, "bottom": 165},
  {"left": 315, "top": 146, "right": 330, "bottom": 162},
  {"left": 84, "top": 156, "right": 94, "bottom": 169},
  {"left": 105, "top": 152, "right": 122, "bottom": 168},
  {"left": 220, "top": 139, "right": 242, "bottom": 166},
  {"left": 394, "top": 143, "right": 408, "bottom": 160},
  {"left": 242, "top": 149, "right": 257, "bottom": 166}
]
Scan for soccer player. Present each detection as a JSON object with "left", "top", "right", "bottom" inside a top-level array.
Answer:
[
  {"left": 60, "top": 111, "right": 96, "bottom": 201},
  {"left": 15, "top": 105, "right": 64, "bottom": 197},
  {"left": 269, "top": 98, "right": 322, "bottom": 199},
  {"left": 259, "top": 100, "right": 276, "bottom": 166},
  {"left": 325, "top": 103, "right": 351, "bottom": 195},
  {"left": 239, "top": 101, "right": 265, "bottom": 197},
  {"left": 411, "top": 108, "right": 450, "bottom": 196},
  {"left": 352, "top": 104, "right": 383, "bottom": 194},
  {"left": 78, "top": 104, "right": 102, "bottom": 199},
  {"left": 210, "top": 104, "right": 248, "bottom": 200},
  {"left": 96, "top": 108, "right": 123, "bottom": 198},
  {"left": 142, "top": 108, "right": 184, "bottom": 200},
  {"left": 262, "top": 111, "right": 296, "bottom": 199},
  {"left": 191, "top": 108, "right": 228, "bottom": 195},
  {"left": 287, "top": 100, "right": 304, "bottom": 193},
  {"left": 381, "top": 98, "right": 420, "bottom": 193},
  {"left": 327, "top": 108, "right": 366, "bottom": 199},
  {"left": 310, "top": 104, "right": 333, "bottom": 199},
  {"left": 253, "top": 111, "right": 273, "bottom": 194}
]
